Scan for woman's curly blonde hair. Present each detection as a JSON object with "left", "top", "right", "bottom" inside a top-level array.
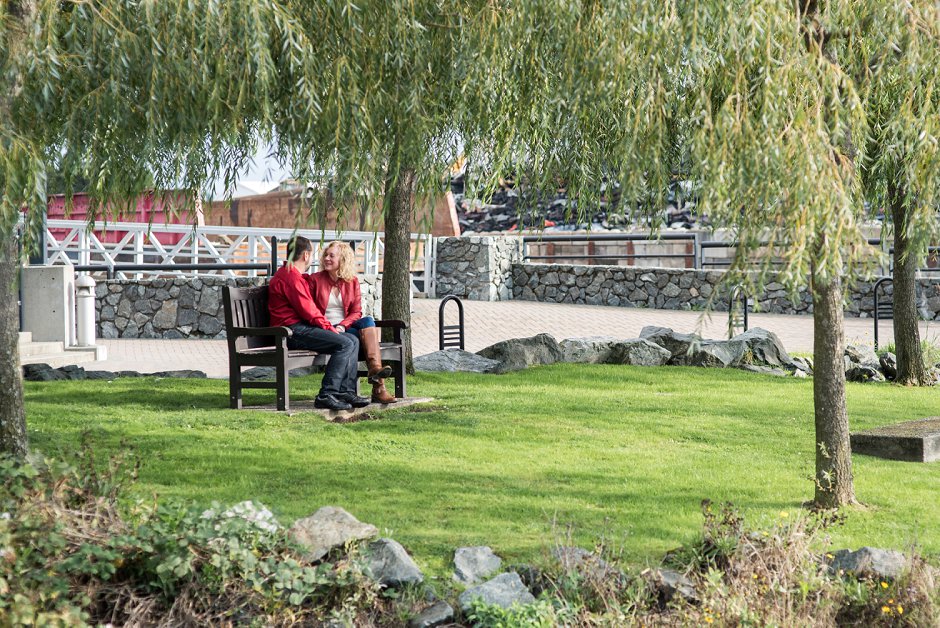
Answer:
[{"left": 320, "top": 241, "right": 356, "bottom": 281}]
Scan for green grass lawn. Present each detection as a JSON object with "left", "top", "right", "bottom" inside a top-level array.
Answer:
[{"left": 23, "top": 365, "right": 940, "bottom": 576}]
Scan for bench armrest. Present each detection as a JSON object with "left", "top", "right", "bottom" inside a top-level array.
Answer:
[
  {"left": 375, "top": 319, "right": 408, "bottom": 330},
  {"left": 230, "top": 326, "right": 293, "bottom": 338}
]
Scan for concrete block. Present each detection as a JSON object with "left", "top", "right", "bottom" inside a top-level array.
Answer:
[
  {"left": 851, "top": 418, "right": 940, "bottom": 463},
  {"left": 21, "top": 265, "right": 75, "bottom": 345}
]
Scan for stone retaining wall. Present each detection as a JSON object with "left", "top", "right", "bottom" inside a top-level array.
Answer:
[
  {"left": 95, "top": 276, "right": 381, "bottom": 339},
  {"left": 434, "top": 236, "right": 522, "bottom": 301},
  {"left": 511, "top": 262, "right": 940, "bottom": 319}
]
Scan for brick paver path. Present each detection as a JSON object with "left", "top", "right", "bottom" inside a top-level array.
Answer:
[{"left": 93, "top": 298, "right": 933, "bottom": 378}]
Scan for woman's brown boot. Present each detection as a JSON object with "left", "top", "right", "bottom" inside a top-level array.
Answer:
[{"left": 361, "top": 327, "right": 396, "bottom": 403}]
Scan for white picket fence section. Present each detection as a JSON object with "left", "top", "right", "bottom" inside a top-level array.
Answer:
[{"left": 43, "top": 220, "right": 436, "bottom": 294}]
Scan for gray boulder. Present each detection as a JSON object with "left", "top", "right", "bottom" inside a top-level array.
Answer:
[
  {"left": 559, "top": 336, "right": 622, "bottom": 364},
  {"left": 792, "top": 356, "right": 814, "bottom": 374},
  {"left": 453, "top": 546, "right": 502, "bottom": 585},
  {"left": 732, "top": 328, "right": 797, "bottom": 369},
  {"left": 649, "top": 568, "right": 698, "bottom": 604},
  {"left": 364, "top": 538, "right": 423, "bottom": 587},
  {"left": 458, "top": 572, "right": 535, "bottom": 612},
  {"left": 85, "top": 370, "right": 119, "bottom": 380},
  {"left": 846, "top": 364, "right": 886, "bottom": 383},
  {"left": 845, "top": 344, "right": 880, "bottom": 369},
  {"left": 151, "top": 369, "right": 207, "bottom": 379},
  {"left": 414, "top": 350, "right": 500, "bottom": 373},
  {"left": 740, "top": 364, "right": 789, "bottom": 377},
  {"left": 477, "top": 334, "right": 562, "bottom": 373},
  {"left": 828, "top": 547, "right": 907, "bottom": 580},
  {"left": 879, "top": 352, "right": 897, "bottom": 380},
  {"left": 679, "top": 339, "right": 746, "bottom": 368},
  {"left": 22, "top": 364, "right": 68, "bottom": 381},
  {"left": 58, "top": 365, "right": 87, "bottom": 380},
  {"left": 607, "top": 339, "right": 672, "bottom": 367},
  {"left": 408, "top": 601, "right": 455, "bottom": 628},
  {"left": 288, "top": 506, "right": 378, "bottom": 562},
  {"left": 639, "top": 326, "right": 699, "bottom": 359}
]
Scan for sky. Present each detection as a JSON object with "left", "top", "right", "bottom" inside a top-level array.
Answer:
[{"left": 209, "top": 145, "right": 290, "bottom": 200}]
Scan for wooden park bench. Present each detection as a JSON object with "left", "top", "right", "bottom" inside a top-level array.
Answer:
[{"left": 222, "top": 285, "right": 407, "bottom": 411}]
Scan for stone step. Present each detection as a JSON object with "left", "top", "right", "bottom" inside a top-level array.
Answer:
[
  {"left": 21, "top": 348, "right": 100, "bottom": 369},
  {"left": 18, "top": 331, "right": 32, "bottom": 345},
  {"left": 19, "top": 341, "right": 65, "bottom": 357}
]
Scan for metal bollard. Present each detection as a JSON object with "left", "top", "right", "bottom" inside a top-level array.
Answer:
[{"left": 75, "top": 274, "right": 97, "bottom": 347}]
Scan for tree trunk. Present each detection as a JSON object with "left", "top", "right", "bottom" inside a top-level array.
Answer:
[
  {"left": 382, "top": 162, "right": 417, "bottom": 374},
  {"left": 0, "top": 0, "right": 35, "bottom": 457},
  {"left": 889, "top": 183, "right": 932, "bottom": 386},
  {"left": 812, "top": 274, "right": 855, "bottom": 508},
  {"left": 0, "top": 232, "right": 28, "bottom": 457}
]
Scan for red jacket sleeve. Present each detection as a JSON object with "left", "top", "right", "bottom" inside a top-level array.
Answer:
[
  {"left": 340, "top": 278, "right": 363, "bottom": 328},
  {"left": 286, "top": 271, "right": 335, "bottom": 331}
]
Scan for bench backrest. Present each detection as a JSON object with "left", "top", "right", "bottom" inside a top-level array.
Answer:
[{"left": 222, "top": 285, "right": 275, "bottom": 351}]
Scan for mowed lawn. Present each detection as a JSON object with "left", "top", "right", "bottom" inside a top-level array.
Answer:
[{"left": 23, "top": 365, "right": 940, "bottom": 575}]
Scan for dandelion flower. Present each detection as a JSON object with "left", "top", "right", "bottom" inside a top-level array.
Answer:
[
  {"left": 881, "top": 581, "right": 889, "bottom": 589},
  {"left": 882, "top": 605, "right": 891, "bottom": 614},
  {"left": 897, "top": 605, "right": 904, "bottom": 614},
  {"left": 779, "top": 511, "right": 789, "bottom": 518}
]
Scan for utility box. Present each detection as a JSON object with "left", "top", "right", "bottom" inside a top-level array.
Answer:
[{"left": 21, "top": 265, "right": 76, "bottom": 345}]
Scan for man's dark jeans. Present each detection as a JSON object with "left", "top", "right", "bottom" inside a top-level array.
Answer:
[{"left": 287, "top": 323, "right": 359, "bottom": 397}]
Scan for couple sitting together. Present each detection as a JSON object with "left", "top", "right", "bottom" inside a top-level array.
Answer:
[{"left": 268, "top": 236, "right": 397, "bottom": 411}]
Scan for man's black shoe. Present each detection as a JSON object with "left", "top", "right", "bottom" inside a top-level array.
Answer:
[
  {"left": 314, "top": 394, "right": 353, "bottom": 411},
  {"left": 338, "top": 392, "right": 371, "bottom": 408}
]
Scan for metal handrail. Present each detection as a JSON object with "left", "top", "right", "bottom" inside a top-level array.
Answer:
[
  {"left": 522, "top": 232, "right": 698, "bottom": 267},
  {"left": 873, "top": 277, "right": 893, "bottom": 351},
  {"left": 75, "top": 263, "right": 271, "bottom": 280},
  {"left": 438, "top": 296, "right": 465, "bottom": 351},
  {"left": 522, "top": 232, "right": 940, "bottom": 273},
  {"left": 728, "top": 286, "right": 750, "bottom": 339}
]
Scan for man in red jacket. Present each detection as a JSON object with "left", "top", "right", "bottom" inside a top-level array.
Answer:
[{"left": 268, "top": 236, "right": 369, "bottom": 411}]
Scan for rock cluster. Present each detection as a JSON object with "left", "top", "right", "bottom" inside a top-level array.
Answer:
[
  {"left": 269, "top": 502, "right": 926, "bottom": 622},
  {"left": 22, "top": 363, "right": 207, "bottom": 381},
  {"left": 415, "top": 328, "right": 802, "bottom": 376},
  {"left": 416, "top": 329, "right": 919, "bottom": 384}
]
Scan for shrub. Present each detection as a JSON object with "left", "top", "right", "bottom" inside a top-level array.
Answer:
[
  {"left": 531, "top": 501, "right": 938, "bottom": 626},
  {"left": 0, "top": 447, "right": 385, "bottom": 626}
]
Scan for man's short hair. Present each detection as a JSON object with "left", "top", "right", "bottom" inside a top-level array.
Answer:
[{"left": 288, "top": 236, "right": 312, "bottom": 262}]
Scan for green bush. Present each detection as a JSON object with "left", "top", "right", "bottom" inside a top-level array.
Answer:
[
  {"left": 465, "top": 597, "right": 575, "bottom": 628},
  {"left": 0, "top": 448, "right": 382, "bottom": 626}
]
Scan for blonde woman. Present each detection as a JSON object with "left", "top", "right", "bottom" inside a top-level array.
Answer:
[{"left": 306, "top": 241, "right": 397, "bottom": 404}]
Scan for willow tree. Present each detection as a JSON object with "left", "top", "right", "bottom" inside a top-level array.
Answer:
[
  {"left": 275, "top": 2, "right": 477, "bottom": 371},
  {"left": 1, "top": 0, "right": 492, "bottom": 453},
  {"left": 848, "top": 2, "right": 940, "bottom": 386},
  {"left": 678, "top": 0, "right": 876, "bottom": 508},
  {"left": 469, "top": 1, "right": 905, "bottom": 509}
]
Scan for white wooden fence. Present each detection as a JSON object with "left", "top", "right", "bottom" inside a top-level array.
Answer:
[{"left": 42, "top": 220, "right": 436, "bottom": 294}]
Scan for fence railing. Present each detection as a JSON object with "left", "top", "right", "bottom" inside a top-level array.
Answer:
[
  {"left": 522, "top": 233, "right": 940, "bottom": 274},
  {"left": 41, "top": 220, "right": 436, "bottom": 294}
]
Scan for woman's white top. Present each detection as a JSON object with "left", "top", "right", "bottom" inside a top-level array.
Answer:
[{"left": 325, "top": 288, "right": 345, "bottom": 325}]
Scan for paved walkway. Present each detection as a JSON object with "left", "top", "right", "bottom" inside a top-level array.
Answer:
[{"left": 90, "top": 298, "right": 935, "bottom": 378}]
